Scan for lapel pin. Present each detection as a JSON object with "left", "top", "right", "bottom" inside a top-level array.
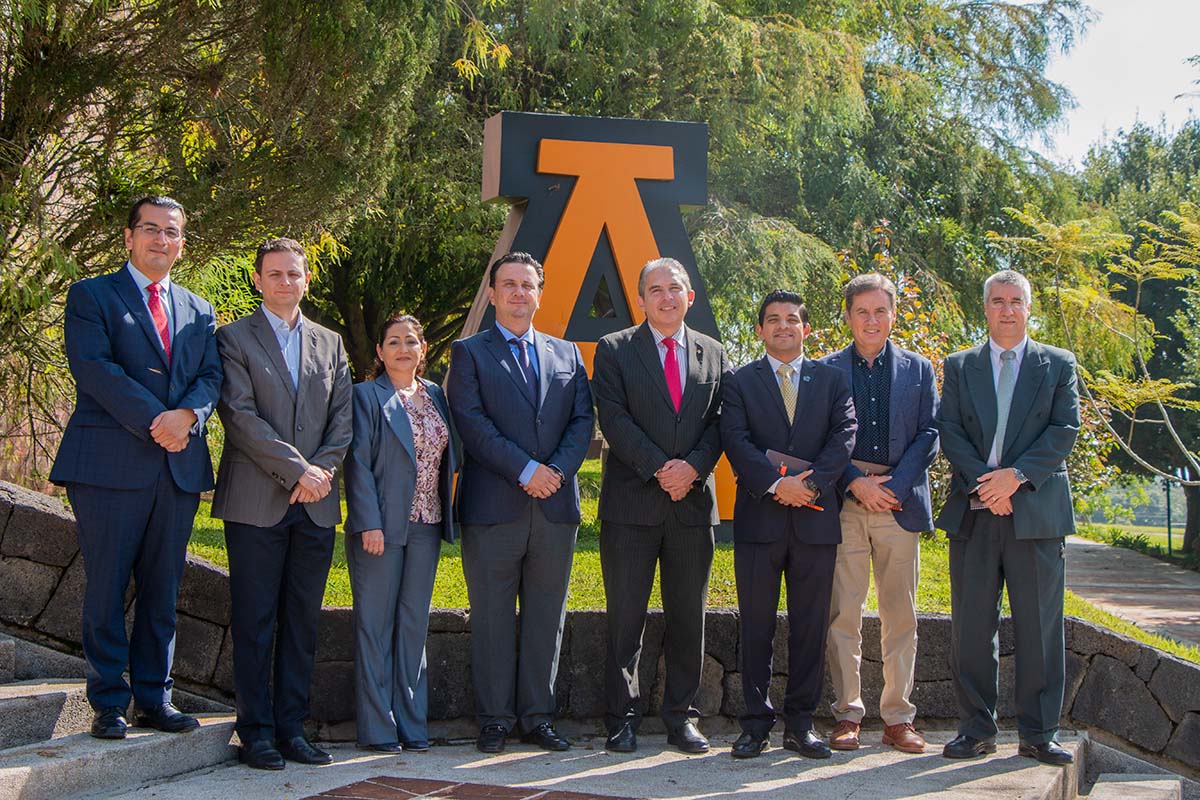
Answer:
[{"left": 803, "top": 375, "right": 812, "bottom": 382}]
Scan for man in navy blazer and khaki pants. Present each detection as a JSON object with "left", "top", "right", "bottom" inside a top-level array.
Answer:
[
  {"left": 446, "top": 251, "right": 594, "bottom": 755},
  {"left": 937, "top": 269, "right": 1080, "bottom": 766},
  {"left": 820, "top": 274, "right": 939, "bottom": 755},
  {"left": 721, "top": 289, "right": 856, "bottom": 760},
  {"left": 51, "top": 196, "right": 222, "bottom": 739}
]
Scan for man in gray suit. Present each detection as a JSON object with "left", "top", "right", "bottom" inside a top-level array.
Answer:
[
  {"left": 446, "top": 252, "right": 594, "bottom": 755},
  {"left": 936, "top": 269, "right": 1079, "bottom": 765},
  {"left": 213, "top": 238, "right": 352, "bottom": 770},
  {"left": 592, "top": 257, "right": 729, "bottom": 754}
]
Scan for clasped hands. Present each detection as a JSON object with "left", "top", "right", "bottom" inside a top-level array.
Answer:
[
  {"left": 291, "top": 464, "right": 334, "bottom": 504},
  {"left": 849, "top": 474, "right": 900, "bottom": 513},
  {"left": 656, "top": 459, "right": 698, "bottom": 502},
  {"left": 975, "top": 467, "right": 1021, "bottom": 516},
  {"left": 773, "top": 468, "right": 819, "bottom": 507},
  {"left": 521, "top": 464, "right": 563, "bottom": 499},
  {"left": 149, "top": 409, "right": 197, "bottom": 453}
]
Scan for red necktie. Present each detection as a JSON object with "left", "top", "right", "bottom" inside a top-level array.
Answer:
[
  {"left": 147, "top": 283, "right": 172, "bottom": 365},
  {"left": 663, "top": 337, "right": 682, "bottom": 412}
]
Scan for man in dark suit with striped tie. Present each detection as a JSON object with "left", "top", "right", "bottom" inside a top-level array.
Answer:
[
  {"left": 592, "top": 257, "right": 730, "bottom": 754},
  {"left": 51, "top": 196, "right": 222, "bottom": 740},
  {"left": 937, "top": 270, "right": 1080, "bottom": 765},
  {"left": 446, "top": 252, "right": 594, "bottom": 755}
]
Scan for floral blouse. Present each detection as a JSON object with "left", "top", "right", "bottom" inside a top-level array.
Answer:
[{"left": 398, "top": 384, "right": 449, "bottom": 524}]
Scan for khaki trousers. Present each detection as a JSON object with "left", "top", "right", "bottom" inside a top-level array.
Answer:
[{"left": 827, "top": 500, "right": 920, "bottom": 725}]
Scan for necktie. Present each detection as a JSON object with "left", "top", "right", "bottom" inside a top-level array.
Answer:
[
  {"left": 663, "top": 337, "right": 683, "bottom": 412},
  {"left": 147, "top": 283, "right": 171, "bottom": 365},
  {"left": 992, "top": 350, "right": 1017, "bottom": 461},
  {"left": 509, "top": 338, "right": 538, "bottom": 405},
  {"left": 778, "top": 363, "right": 796, "bottom": 423}
]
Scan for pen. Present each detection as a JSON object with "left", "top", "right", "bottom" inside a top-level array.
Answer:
[{"left": 778, "top": 463, "right": 824, "bottom": 512}]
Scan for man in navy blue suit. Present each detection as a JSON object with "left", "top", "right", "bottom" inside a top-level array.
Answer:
[
  {"left": 721, "top": 289, "right": 856, "bottom": 760},
  {"left": 446, "top": 251, "right": 593, "bottom": 755},
  {"left": 51, "top": 196, "right": 222, "bottom": 739},
  {"left": 821, "top": 274, "right": 939, "bottom": 755}
]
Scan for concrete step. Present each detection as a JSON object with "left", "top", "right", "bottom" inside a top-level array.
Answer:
[
  {"left": 93, "top": 731, "right": 1086, "bottom": 800},
  {"left": 0, "top": 713, "right": 235, "bottom": 800},
  {"left": 0, "top": 679, "right": 92, "bottom": 749},
  {"left": 1089, "top": 774, "right": 1183, "bottom": 800}
]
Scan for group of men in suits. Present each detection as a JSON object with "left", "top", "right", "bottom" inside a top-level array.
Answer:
[{"left": 52, "top": 194, "right": 1079, "bottom": 769}]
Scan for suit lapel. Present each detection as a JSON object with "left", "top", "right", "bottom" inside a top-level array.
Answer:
[
  {"left": 248, "top": 309, "right": 297, "bottom": 401},
  {"left": 374, "top": 375, "right": 415, "bottom": 463},
  {"left": 114, "top": 268, "right": 170, "bottom": 368},
  {"left": 678, "top": 328, "right": 705, "bottom": 413},
  {"left": 887, "top": 341, "right": 911, "bottom": 460},
  {"left": 787, "top": 358, "right": 815, "bottom": 445},
  {"left": 168, "top": 287, "right": 192, "bottom": 379},
  {"left": 484, "top": 327, "right": 536, "bottom": 409},
  {"left": 535, "top": 331, "right": 554, "bottom": 411},
  {"left": 964, "top": 343, "right": 996, "bottom": 458},
  {"left": 633, "top": 323, "right": 677, "bottom": 411},
  {"left": 753, "top": 356, "right": 791, "bottom": 430},
  {"left": 1003, "top": 340, "right": 1050, "bottom": 456}
]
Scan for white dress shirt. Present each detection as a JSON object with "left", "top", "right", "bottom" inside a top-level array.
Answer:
[
  {"left": 261, "top": 305, "right": 304, "bottom": 389},
  {"left": 649, "top": 323, "right": 688, "bottom": 388}
]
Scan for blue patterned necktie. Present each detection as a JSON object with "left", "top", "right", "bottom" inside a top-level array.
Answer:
[{"left": 509, "top": 338, "right": 538, "bottom": 404}]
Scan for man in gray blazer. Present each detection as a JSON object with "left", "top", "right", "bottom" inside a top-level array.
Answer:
[
  {"left": 592, "top": 257, "right": 729, "bottom": 754},
  {"left": 213, "top": 238, "right": 352, "bottom": 770},
  {"left": 936, "top": 269, "right": 1079, "bottom": 765},
  {"left": 446, "top": 252, "right": 594, "bottom": 755}
]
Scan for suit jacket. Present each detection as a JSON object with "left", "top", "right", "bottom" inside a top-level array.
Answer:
[
  {"left": 721, "top": 356, "right": 856, "bottom": 544},
  {"left": 935, "top": 339, "right": 1080, "bottom": 540},
  {"left": 50, "top": 266, "right": 222, "bottom": 493},
  {"left": 821, "top": 341, "right": 940, "bottom": 532},
  {"left": 344, "top": 375, "right": 460, "bottom": 544},
  {"left": 211, "top": 308, "right": 353, "bottom": 528},
  {"left": 446, "top": 326, "right": 594, "bottom": 526},
  {"left": 593, "top": 322, "right": 729, "bottom": 527}
]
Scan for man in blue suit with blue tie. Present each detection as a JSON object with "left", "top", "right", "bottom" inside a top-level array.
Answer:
[
  {"left": 446, "top": 251, "right": 593, "bottom": 755},
  {"left": 51, "top": 196, "right": 222, "bottom": 740}
]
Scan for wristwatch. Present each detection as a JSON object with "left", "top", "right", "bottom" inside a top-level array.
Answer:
[
  {"left": 1012, "top": 468, "right": 1028, "bottom": 484},
  {"left": 803, "top": 478, "right": 821, "bottom": 499}
]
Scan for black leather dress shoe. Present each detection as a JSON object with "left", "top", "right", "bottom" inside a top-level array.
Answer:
[
  {"left": 135, "top": 703, "right": 200, "bottom": 733},
  {"left": 783, "top": 729, "right": 832, "bottom": 759},
  {"left": 667, "top": 721, "right": 709, "bottom": 754},
  {"left": 1018, "top": 740, "right": 1073, "bottom": 765},
  {"left": 731, "top": 731, "right": 769, "bottom": 759},
  {"left": 477, "top": 723, "right": 508, "bottom": 754},
  {"left": 521, "top": 722, "right": 571, "bottom": 751},
  {"left": 402, "top": 739, "right": 431, "bottom": 752},
  {"left": 276, "top": 735, "right": 333, "bottom": 765},
  {"left": 605, "top": 721, "right": 637, "bottom": 753},
  {"left": 239, "top": 740, "right": 285, "bottom": 770},
  {"left": 91, "top": 707, "right": 128, "bottom": 739},
  {"left": 358, "top": 742, "right": 403, "bottom": 754},
  {"left": 942, "top": 734, "right": 997, "bottom": 759}
]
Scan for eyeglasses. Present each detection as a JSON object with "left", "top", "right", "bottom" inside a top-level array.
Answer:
[{"left": 134, "top": 223, "right": 183, "bottom": 241}]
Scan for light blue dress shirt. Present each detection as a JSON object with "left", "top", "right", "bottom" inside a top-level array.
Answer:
[
  {"left": 261, "top": 305, "right": 304, "bottom": 389},
  {"left": 126, "top": 261, "right": 174, "bottom": 334}
]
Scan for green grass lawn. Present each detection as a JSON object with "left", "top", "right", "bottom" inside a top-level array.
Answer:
[{"left": 189, "top": 460, "right": 1200, "bottom": 664}]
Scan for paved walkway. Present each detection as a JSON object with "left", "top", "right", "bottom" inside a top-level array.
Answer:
[
  {"left": 101, "top": 732, "right": 1082, "bottom": 800},
  {"left": 1066, "top": 535, "right": 1200, "bottom": 647}
]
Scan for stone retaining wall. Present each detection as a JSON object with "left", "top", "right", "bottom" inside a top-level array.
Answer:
[{"left": 2, "top": 479, "right": 1197, "bottom": 774}]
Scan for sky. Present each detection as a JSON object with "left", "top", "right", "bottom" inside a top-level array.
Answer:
[{"left": 1033, "top": 0, "right": 1200, "bottom": 167}]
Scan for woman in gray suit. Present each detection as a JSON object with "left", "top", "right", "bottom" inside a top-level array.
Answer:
[{"left": 344, "top": 313, "right": 458, "bottom": 752}]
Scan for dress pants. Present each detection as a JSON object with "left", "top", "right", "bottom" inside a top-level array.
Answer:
[
  {"left": 949, "top": 510, "right": 1066, "bottom": 745},
  {"left": 225, "top": 504, "right": 335, "bottom": 744},
  {"left": 827, "top": 500, "right": 920, "bottom": 725},
  {"left": 735, "top": 533, "right": 837, "bottom": 736},
  {"left": 69, "top": 472, "right": 198, "bottom": 711},
  {"left": 600, "top": 516, "right": 714, "bottom": 733},
  {"left": 461, "top": 502, "right": 576, "bottom": 733},
  {"left": 346, "top": 522, "right": 442, "bottom": 746}
]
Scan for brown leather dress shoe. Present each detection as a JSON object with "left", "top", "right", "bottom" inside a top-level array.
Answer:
[
  {"left": 882, "top": 722, "right": 926, "bottom": 754},
  {"left": 829, "top": 719, "right": 860, "bottom": 751}
]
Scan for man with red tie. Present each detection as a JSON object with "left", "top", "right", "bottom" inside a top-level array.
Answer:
[
  {"left": 592, "top": 257, "right": 730, "bottom": 754},
  {"left": 51, "top": 196, "right": 223, "bottom": 739}
]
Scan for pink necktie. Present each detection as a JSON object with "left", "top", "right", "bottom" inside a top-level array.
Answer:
[
  {"left": 663, "top": 337, "right": 682, "bottom": 412},
  {"left": 147, "top": 283, "right": 171, "bottom": 365}
]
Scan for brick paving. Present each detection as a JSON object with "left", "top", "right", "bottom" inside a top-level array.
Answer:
[{"left": 306, "top": 775, "right": 639, "bottom": 800}]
